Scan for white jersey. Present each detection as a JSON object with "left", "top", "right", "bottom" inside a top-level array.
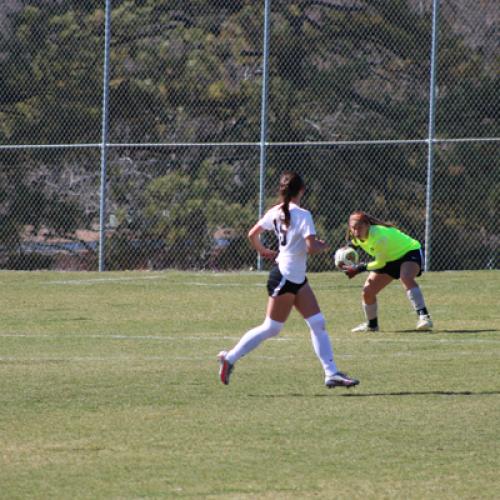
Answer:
[{"left": 258, "top": 202, "right": 316, "bottom": 283}]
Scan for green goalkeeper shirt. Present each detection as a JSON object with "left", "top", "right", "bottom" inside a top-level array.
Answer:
[{"left": 351, "top": 225, "right": 421, "bottom": 271}]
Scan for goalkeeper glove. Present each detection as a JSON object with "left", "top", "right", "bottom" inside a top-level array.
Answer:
[{"left": 344, "top": 263, "right": 367, "bottom": 279}]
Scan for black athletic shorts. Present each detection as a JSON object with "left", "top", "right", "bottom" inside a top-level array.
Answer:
[
  {"left": 266, "top": 265, "right": 308, "bottom": 297},
  {"left": 373, "top": 249, "right": 423, "bottom": 280}
]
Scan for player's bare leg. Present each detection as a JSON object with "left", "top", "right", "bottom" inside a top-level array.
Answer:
[
  {"left": 266, "top": 293, "right": 296, "bottom": 322},
  {"left": 352, "top": 272, "right": 393, "bottom": 332}
]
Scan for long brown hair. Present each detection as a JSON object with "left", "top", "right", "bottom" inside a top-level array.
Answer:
[
  {"left": 346, "top": 210, "right": 396, "bottom": 241},
  {"left": 278, "top": 171, "right": 305, "bottom": 228}
]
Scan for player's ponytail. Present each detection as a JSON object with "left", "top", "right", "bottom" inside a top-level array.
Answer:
[
  {"left": 282, "top": 192, "right": 292, "bottom": 229},
  {"left": 279, "top": 171, "right": 305, "bottom": 228}
]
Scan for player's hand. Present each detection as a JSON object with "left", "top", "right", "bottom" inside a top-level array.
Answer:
[
  {"left": 260, "top": 248, "right": 278, "bottom": 260},
  {"left": 306, "top": 236, "right": 330, "bottom": 255},
  {"left": 316, "top": 239, "right": 331, "bottom": 253},
  {"left": 344, "top": 263, "right": 367, "bottom": 279}
]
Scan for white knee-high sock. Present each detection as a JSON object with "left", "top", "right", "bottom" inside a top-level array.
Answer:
[
  {"left": 363, "top": 302, "right": 378, "bottom": 320},
  {"left": 226, "top": 317, "right": 284, "bottom": 364},
  {"left": 305, "top": 312, "right": 337, "bottom": 377},
  {"left": 406, "top": 286, "right": 426, "bottom": 313}
]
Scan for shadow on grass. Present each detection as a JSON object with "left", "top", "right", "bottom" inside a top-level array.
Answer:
[
  {"left": 248, "top": 390, "right": 500, "bottom": 398},
  {"left": 340, "top": 390, "right": 500, "bottom": 397},
  {"left": 393, "top": 329, "right": 499, "bottom": 334},
  {"left": 440, "top": 329, "right": 499, "bottom": 334}
]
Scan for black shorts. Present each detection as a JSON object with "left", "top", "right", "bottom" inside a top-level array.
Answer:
[
  {"left": 267, "top": 266, "right": 308, "bottom": 297},
  {"left": 373, "top": 249, "right": 423, "bottom": 280}
]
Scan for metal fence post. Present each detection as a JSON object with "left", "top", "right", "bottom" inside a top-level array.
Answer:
[
  {"left": 257, "top": 0, "right": 272, "bottom": 271},
  {"left": 424, "top": 0, "right": 441, "bottom": 272},
  {"left": 98, "top": 0, "right": 112, "bottom": 272}
]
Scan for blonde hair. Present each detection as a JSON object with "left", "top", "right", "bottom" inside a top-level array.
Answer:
[{"left": 346, "top": 210, "right": 396, "bottom": 241}]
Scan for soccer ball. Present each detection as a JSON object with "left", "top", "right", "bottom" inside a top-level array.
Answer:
[{"left": 334, "top": 246, "right": 359, "bottom": 269}]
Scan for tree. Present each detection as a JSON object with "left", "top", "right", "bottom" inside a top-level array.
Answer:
[{"left": 0, "top": 1, "right": 496, "bottom": 270}]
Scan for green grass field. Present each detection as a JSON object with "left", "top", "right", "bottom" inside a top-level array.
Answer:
[{"left": 0, "top": 270, "right": 499, "bottom": 499}]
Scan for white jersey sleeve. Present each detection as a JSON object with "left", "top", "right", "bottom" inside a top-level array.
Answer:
[
  {"left": 257, "top": 205, "right": 279, "bottom": 231},
  {"left": 299, "top": 210, "right": 316, "bottom": 239}
]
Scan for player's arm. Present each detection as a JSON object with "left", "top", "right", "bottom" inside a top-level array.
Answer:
[
  {"left": 248, "top": 223, "right": 278, "bottom": 260},
  {"left": 366, "top": 237, "right": 389, "bottom": 271},
  {"left": 302, "top": 211, "right": 329, "bottom": 255},
  {"left": 344, "top": 237, "right": 388, "bottom": 278},
  {"left": 305, "top": 235, "right": 330, "bottom": 255}
]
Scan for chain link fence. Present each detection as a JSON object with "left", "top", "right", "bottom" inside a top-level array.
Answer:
[{"left": 0, "top": 1, "right": 498, "bottom": 272}]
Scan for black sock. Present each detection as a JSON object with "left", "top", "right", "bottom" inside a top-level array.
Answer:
[
  {"left": 417, "top": 307, "right": 429, "bottom": 317},
  {"left": 368, "top": 318, "right": 378, "bottom": 328}
]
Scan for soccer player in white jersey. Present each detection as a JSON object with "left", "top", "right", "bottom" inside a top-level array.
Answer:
[{"left": 218, "top": 171, "right": 359, "bottom": 389}]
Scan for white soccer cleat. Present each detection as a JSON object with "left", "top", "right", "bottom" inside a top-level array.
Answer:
[
  {"left": 217, "top": 350, "right": 234, "bottom": 385},
  {"left": 416, "top": 314, "right": 433, "bottom": 331},
  {"left": 325, "top": 371, "right": 360, "bottom": 389},
  {"left": 351, "top": 322, "right": 379, "bottom": 333}
]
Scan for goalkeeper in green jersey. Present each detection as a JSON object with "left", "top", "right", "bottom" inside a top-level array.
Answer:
[{"left": 341, "top": 210, "right": 433, "bottom": 332}]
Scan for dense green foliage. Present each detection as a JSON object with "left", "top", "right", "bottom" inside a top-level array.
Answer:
[{"left": 0, "top": 1, "right": 497, "bottom": 270}]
